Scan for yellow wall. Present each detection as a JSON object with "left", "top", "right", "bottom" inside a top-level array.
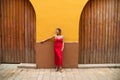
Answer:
[{"left": 29, "top": 0, "right": 88, "bottom": 42}]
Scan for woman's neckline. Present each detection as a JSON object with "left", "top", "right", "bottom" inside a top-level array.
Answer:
[{"left": 55, "top": 35, "right": 63, "bottom": 39}]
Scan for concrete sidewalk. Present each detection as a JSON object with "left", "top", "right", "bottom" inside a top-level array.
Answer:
[{"left": 0, "top": 64, "right": 120, "bottom": 80}]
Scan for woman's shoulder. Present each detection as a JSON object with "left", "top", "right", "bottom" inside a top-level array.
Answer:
[{"left": 54, "top": 34, "right": 57, "bottom": 37}]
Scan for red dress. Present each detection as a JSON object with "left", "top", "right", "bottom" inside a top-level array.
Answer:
[{"left": 54, "top": 37, "right": 63, "bottom": 67}]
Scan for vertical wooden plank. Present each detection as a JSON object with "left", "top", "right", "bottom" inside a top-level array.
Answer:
[
  {"left": 6, "top": 0, "right": 10, "bottom": 62},
  {"left": 117, "top": 0, "right": 120, "bottom": 63},
  {"left": 19, "top": 0, "right": 25, "bottom": 63},
  {"left": 79, "top": 11, "right": 82, "bottom": 63},
  {"left": 5, "top": 0, "right": 9, "bottom": 62},
  {"left": 105, "top": 0, "right": 109, "bottom": 63},
  {"left": 98, "top": 0, "right": 103, "bottom": 63},
  {"left": 82, "top": 10, "right": 85, "bottom": 64},
  {"left": 30, "top": 1, "right": 34, "bottom": 63},
  {"left": 23, "top": 0, "right": 26, "bottom": 62},
  {"left": 89, "top": 0, "right": 92, "bottom": 63},
  {"left": 116, "top": 0, "right": 119, "bottom": 63},
  {"left": 21, "top": 0, "right": 25, "bottom": 63},
  {"left": 102, "top": 0, "right": 106, "bottom": 63},
  {"left": 104, "top": 0, "right": 108, "bottom": 63},
  {"left": 29, "top": 2, "right": 33, "bottom": 63},
  {"left": 27, "top": 0, "right": 29, "bottom": 63},
  {"left": 32, "top": 3, "right": 36, "bottom": 63},
  {"left": 4, "top": 0, "right": 8, "bottom": 62},
  {"left": 108, "top": 0, "right": 112, "bottom": 63},
  {"left": 93, "top": 0, "right": 98, "bottom": 63},
  {"left": 107, "top": 0, "right": 110, "bottom": 63},
  {"left": 84, "top": 3, "right": 88, "bottom": 64},
  {"left": 90, "top": 0, "right": 94, "bottom": 64},
  {"left": 111, "top": 0, "right": 114, "bottom": 63},
  {"left": 99, "top": 0, "right": 102, "bottom": 63},
  {"left": 3, "top": 0, "right": 6, "bottom": 62},
  {"left": 81, "top": 9, "right": 85, "bottom": 64},
  {"left": 9, "top": 0, "right": 12, "bottom": 62},
  {"left": 114, "top": 0, "right": 116, "bottom": 63},
  {"left": 1, "top": 0, "right": 5, "bottom": 62},
  {"left": 17, "top": 0, "right": 20, "bottom": 62},
  {"left": 8, "top": 0, "right": 11, "bottom": 62},
  {"left": 96, "top": 0, "right": 100, "bottom": 63},
  {"left": 33, "top": 9, "right": 36, "bottom": 63},
  {"left": 15, "top": 0, "right": 20, "bottom": 63},
  {"left": 25, "top": 0, "right": 29, "bottom": 63},
  {"left": 79, "top": 7, "right": 84, "bottom": 64},
  {"left": 30, "top": 3, "right": 35, "bottom": 63},
  {"left": 86, "top": 2, "right": 90, "bottom": 64},
  {"left": 83, "top": 9, "right": 86, "bottom": 63},
  {"left": 87, "top": 2, "right": 91, "bottom": 64},
  {"left": 2, "top": 0, "right": 5, "bottom": 62},
  {"left": 113, "top": 0, "right": 117, "bottom": 63},
  {"left": 28, "top": 1, "right": 31, "bottom": 63},
  {"left": 10, "top": 0, "right": 15, "bottom": 63},
  {"left": 115, "top": 0, "right": 118, "bottom": 63},
  {"left": 18, "top": 0, "right": 21, "bottom": 63},
  {"left": 12, "top": 0, "right": 17, "bottom": 63},
  {"left": 0, "top": 1, "right": 1, "bottom": 62},
  {"left": 107, "top": 0, "right": 113, "bottom": 63},
  {"left": 30, "top": 7, "right": 33, "bottom": 63},
  {"left": 110, "top": 0, "right": 114, "bottom": 63},
  {"left": 95, "top": 0, "right": 98, "bottom": 63},
  {"left": 8, "top": 0, "right": 12, "bottom": 62},
  {"left": 17, "top": 0, "right": 20, "bottom": 63}
]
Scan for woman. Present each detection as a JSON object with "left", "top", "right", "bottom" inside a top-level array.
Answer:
[{"left": 41, "top": 28, "right": 64, "bottom": 72}]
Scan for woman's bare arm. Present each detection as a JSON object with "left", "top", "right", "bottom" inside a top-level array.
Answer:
[{"left": 41, "top": 35, "right": 55, "bottom": 43}]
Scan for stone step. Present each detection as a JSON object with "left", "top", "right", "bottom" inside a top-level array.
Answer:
[
  {"left": 78, "top": 64, "right": 120, "bottom": 68},
  {"left": 18, "top": 63, "right": 36, "bottom": 69}
]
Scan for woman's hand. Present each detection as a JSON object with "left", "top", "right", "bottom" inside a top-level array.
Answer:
[
  {"left": 40, "top": 40, "right": 45, "bottom": 44},
  {"left": 62, "top": 47, "right": 64, "bottom": 51},
  {"left": 62, "top": 48, "right": 64, "bottom": 52},
  {"left": 62, "top": 40, "right": 64, "bottom": 52}
]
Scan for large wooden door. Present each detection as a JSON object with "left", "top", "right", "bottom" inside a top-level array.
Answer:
[
  {"left": 79, "top": 0, "right": 120, "bottom": 64},
  {"left": 0, "top": 0, "right": 36, "bottom": 63}
]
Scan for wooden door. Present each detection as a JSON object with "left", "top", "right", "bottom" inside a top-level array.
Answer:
[
  {"left": 79, "top": 0, "right": 120, "bottom": 64},
  {"left": 0, "top": 0, "right": 36, "bottom": 63}
]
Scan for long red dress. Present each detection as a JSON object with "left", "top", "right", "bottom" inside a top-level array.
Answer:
[{"left": 54, "top": 36, "right": 63, "bottom": 67}]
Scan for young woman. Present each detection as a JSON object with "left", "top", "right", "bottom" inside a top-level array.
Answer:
[{"left": 41, "top": 28, "right": 64, "bottom": 72}]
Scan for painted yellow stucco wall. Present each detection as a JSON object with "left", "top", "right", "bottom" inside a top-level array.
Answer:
[{"left": 29, "top": 0, "right": 88, "bottom": 42}]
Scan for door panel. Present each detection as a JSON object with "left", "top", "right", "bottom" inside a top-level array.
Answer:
[
  {"left": 79, "top": 0, "right": 120, "bottom": 64},
  {"left": 0, "top": 0, "right": 36, "bottom": 63}
]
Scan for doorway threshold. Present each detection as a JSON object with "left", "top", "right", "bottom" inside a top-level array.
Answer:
[
  {"left": 18, "top": 63, "right": 36, "bottom": 69},
  {"left": 78, "top": 64, "right": 120, "bottom": 68}
]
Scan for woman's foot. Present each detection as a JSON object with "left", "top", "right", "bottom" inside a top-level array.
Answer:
[
  {"left": 59, "top": 67, "right": 63, "bottom": 73},
  {"left": 56, "top": 67, "right": 59, "bottom": 72},
  {"left": 60, "top": 69, "right": 63, "bottom": 73}
]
